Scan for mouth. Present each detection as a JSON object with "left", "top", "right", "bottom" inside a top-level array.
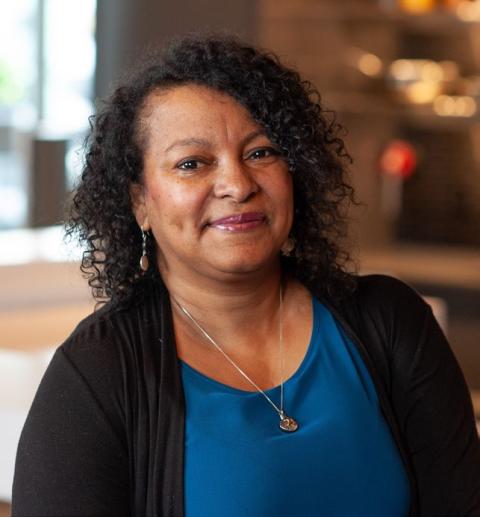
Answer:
[{"left": 208, "top": 212, "right": 266, "bottom": 232}]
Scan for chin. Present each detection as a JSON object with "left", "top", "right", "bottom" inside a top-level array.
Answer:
[{"left": 209, "top": 250, "right": 278, "bottom": 277}]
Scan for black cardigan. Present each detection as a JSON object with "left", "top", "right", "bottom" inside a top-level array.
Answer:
[{"left": 12, "top": 275, "right": 480, "bottom": 516}]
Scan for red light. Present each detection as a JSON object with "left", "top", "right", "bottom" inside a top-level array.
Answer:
[{"left": 379, "top": 140, "right": 417, "bottom": 180}]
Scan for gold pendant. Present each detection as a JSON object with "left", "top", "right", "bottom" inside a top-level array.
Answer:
[
  {"left": 139, "top": 255, "right": 149, "bottom": 272},
  {"left": 279, "top": 414, "right": 299, "bottom": 433}
]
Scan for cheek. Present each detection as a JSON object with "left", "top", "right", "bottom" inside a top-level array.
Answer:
[
  {"left": 275, "top": 171, "right": 294, "bottom": 213},
  {"left": 277, "top": 174, "right": 295, "bottom": 232},
  {"left": 145, "top": 182, "right": 205, "bottom": 230}
]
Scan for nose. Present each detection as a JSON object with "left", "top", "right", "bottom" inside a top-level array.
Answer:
[{"left": 213, "top": 159, "right": 258, "bottom": 202}]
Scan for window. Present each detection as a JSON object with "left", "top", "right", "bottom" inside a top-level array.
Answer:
[{"left": 0, "top": 0, "right": 96, "bottom": 229}]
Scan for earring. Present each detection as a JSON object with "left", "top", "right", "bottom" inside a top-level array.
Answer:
[
  {"left": 139, "top": 226, "right": 149, "bottom": 272},
  {"left": 281, "top": 237, "right": 295, "bottom": 257}
]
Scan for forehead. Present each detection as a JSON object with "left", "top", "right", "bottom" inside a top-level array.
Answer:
[
  {"left": 145, "top": 83, "right": 237, "bottom": 110},
  {"left": 139, "top": 84, "right": 261, "bottom": 150}
]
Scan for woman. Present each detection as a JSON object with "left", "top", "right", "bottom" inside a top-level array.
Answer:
[{"left": 13, "top": 35, "right": 480, "bottom": 516}]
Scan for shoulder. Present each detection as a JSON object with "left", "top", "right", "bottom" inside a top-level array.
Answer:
[
  {"left": 337, "top": 285, "right": 480, "bottom": 514},
  {"left": 55, "top": 282, "right": 170, "bottom": 426},
  {"left": 13, "top": 308, "right": 133, "bottom": 515},
  {"left": 50, "top": 302, "right": 140, "bottom": 431},
  {"left": 64, "top": 299, "right": 136, "bottom": 351},
  {"left": 345, "top": 274, "right": 432, "bottom": 336},
  {"left": 329, "top": 274, "right": 445, "bottom": 387},
  {"left": 61, "top": 279, "right": 167, "bottom": 362},
  {"left": 60, "top": 300, "right": 137, "bottom": 374},
  {"left": 353, "top": 273, "right": 428, "bottom": 310},
  {"left": 58, "top": 275, "right": 172, "bottom": 378},
  {"left": 349, "top": 286, "right": 480, "bottom": 513}
]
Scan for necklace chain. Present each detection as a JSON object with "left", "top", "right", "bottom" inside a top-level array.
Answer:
[
  {"left": 173, "top": 285, "right": 299, "bottom": 432},
  {"left": 173, "top": 287, "right": 285, "bottom": 417}
]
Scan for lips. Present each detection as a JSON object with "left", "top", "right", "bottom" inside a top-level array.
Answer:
[
  {"left": 208, "top": 212, "right": 266, "bottom": 231},
  {"left": 210, "top": 212, "right": 265, "bottom": 225}
]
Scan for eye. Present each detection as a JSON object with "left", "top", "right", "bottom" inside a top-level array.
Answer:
[
  {"left": 247, "top": 147, "right": 280, "bottom": 160},
  {"left": 177, "top": 158, "right": 202, "bottom": 171}
]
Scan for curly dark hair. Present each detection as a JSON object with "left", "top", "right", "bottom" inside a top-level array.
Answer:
[{"left": 66, "top": 34, "right": 356, "bottom": 304}]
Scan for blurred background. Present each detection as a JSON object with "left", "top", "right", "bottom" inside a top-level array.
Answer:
[{"left": 0, "top": 0, "right": 479, "bottom": 513}]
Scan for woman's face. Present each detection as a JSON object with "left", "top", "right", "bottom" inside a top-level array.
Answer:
[{"left": 131, "top": 84, "right": 293, "bottom": 282}]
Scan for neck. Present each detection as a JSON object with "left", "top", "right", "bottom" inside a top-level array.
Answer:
[{"left": 162, "top": 261, "right": 285, "bottom": 353}]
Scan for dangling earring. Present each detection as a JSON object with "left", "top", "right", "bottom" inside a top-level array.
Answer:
[
  {"left": 139, "top": 226, "right": 149, "bottom": 272},
  {"left": 281, "top": 237, "right": 295, "bottom": 257}
]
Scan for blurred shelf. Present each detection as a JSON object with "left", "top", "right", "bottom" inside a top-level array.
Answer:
[
  {"left": 361, "top": 244, "right": 480, "bottom": 291},
  {"left": 0, "top": 261, "right": 92, "bottom": 311},
  {"left": 262, "top": 2, "right": 480, "bottom": 31},
  {"left": 0, "top": 302, "right": 93, "bottom": 350},
  {"left": 343, "top": 9, "right": 480, "bottom": 33},
  {"left": 328, "top": 92, "right": 480, "bottom": 130}
]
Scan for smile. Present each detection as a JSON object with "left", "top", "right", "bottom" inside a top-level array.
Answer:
[{"left": 208, "top": 212, "right": 266, "bottom": 232}]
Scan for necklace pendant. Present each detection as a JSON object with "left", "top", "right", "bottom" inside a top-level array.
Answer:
[{"left": 279, "top": 414, "right": 299, "bottom": 433}]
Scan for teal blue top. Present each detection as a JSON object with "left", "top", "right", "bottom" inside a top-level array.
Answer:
[{"left": 180, "top": 297, "right": 410, "bottom": 516}]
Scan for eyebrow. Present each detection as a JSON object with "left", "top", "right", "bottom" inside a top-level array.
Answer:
[
  {"left": 164, "top": 129, "right": 268, "bottom": 154},
  {"left": 242, "top": 129, "right": 268, "bottom": 147},
  {"left": 164, "top": 138, "right": 210, "bottom": 153}
]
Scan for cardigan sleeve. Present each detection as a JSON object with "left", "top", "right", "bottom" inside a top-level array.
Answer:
[
  {"left": 12, "top": 345, "right": 130, "bottom": 517},
  {"left": 360, "top": 275, "right": 480, "bottom": 516},
  {"left": 399, "top": 300, "right": 480, "bottom": 516}
]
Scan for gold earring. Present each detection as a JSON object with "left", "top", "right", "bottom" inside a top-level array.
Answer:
[
  {"left": 281, "top": 237, "right": 295, "bottom": 257},
  {"left": 139, "top": 226, "right": 149, "bottom": 272}
]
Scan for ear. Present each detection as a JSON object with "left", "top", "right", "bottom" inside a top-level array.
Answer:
[{"left": 130, "top": 182, "right": 150, "bottom": 230}]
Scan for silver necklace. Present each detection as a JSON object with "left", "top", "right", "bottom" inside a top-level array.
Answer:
[{"left": 173, "top": 287, "right": 299, "bottom": 433}]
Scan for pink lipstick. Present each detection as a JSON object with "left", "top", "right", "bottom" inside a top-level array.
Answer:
[{"left": 209, "top": 212, "right": 266, "bottom": 232}]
